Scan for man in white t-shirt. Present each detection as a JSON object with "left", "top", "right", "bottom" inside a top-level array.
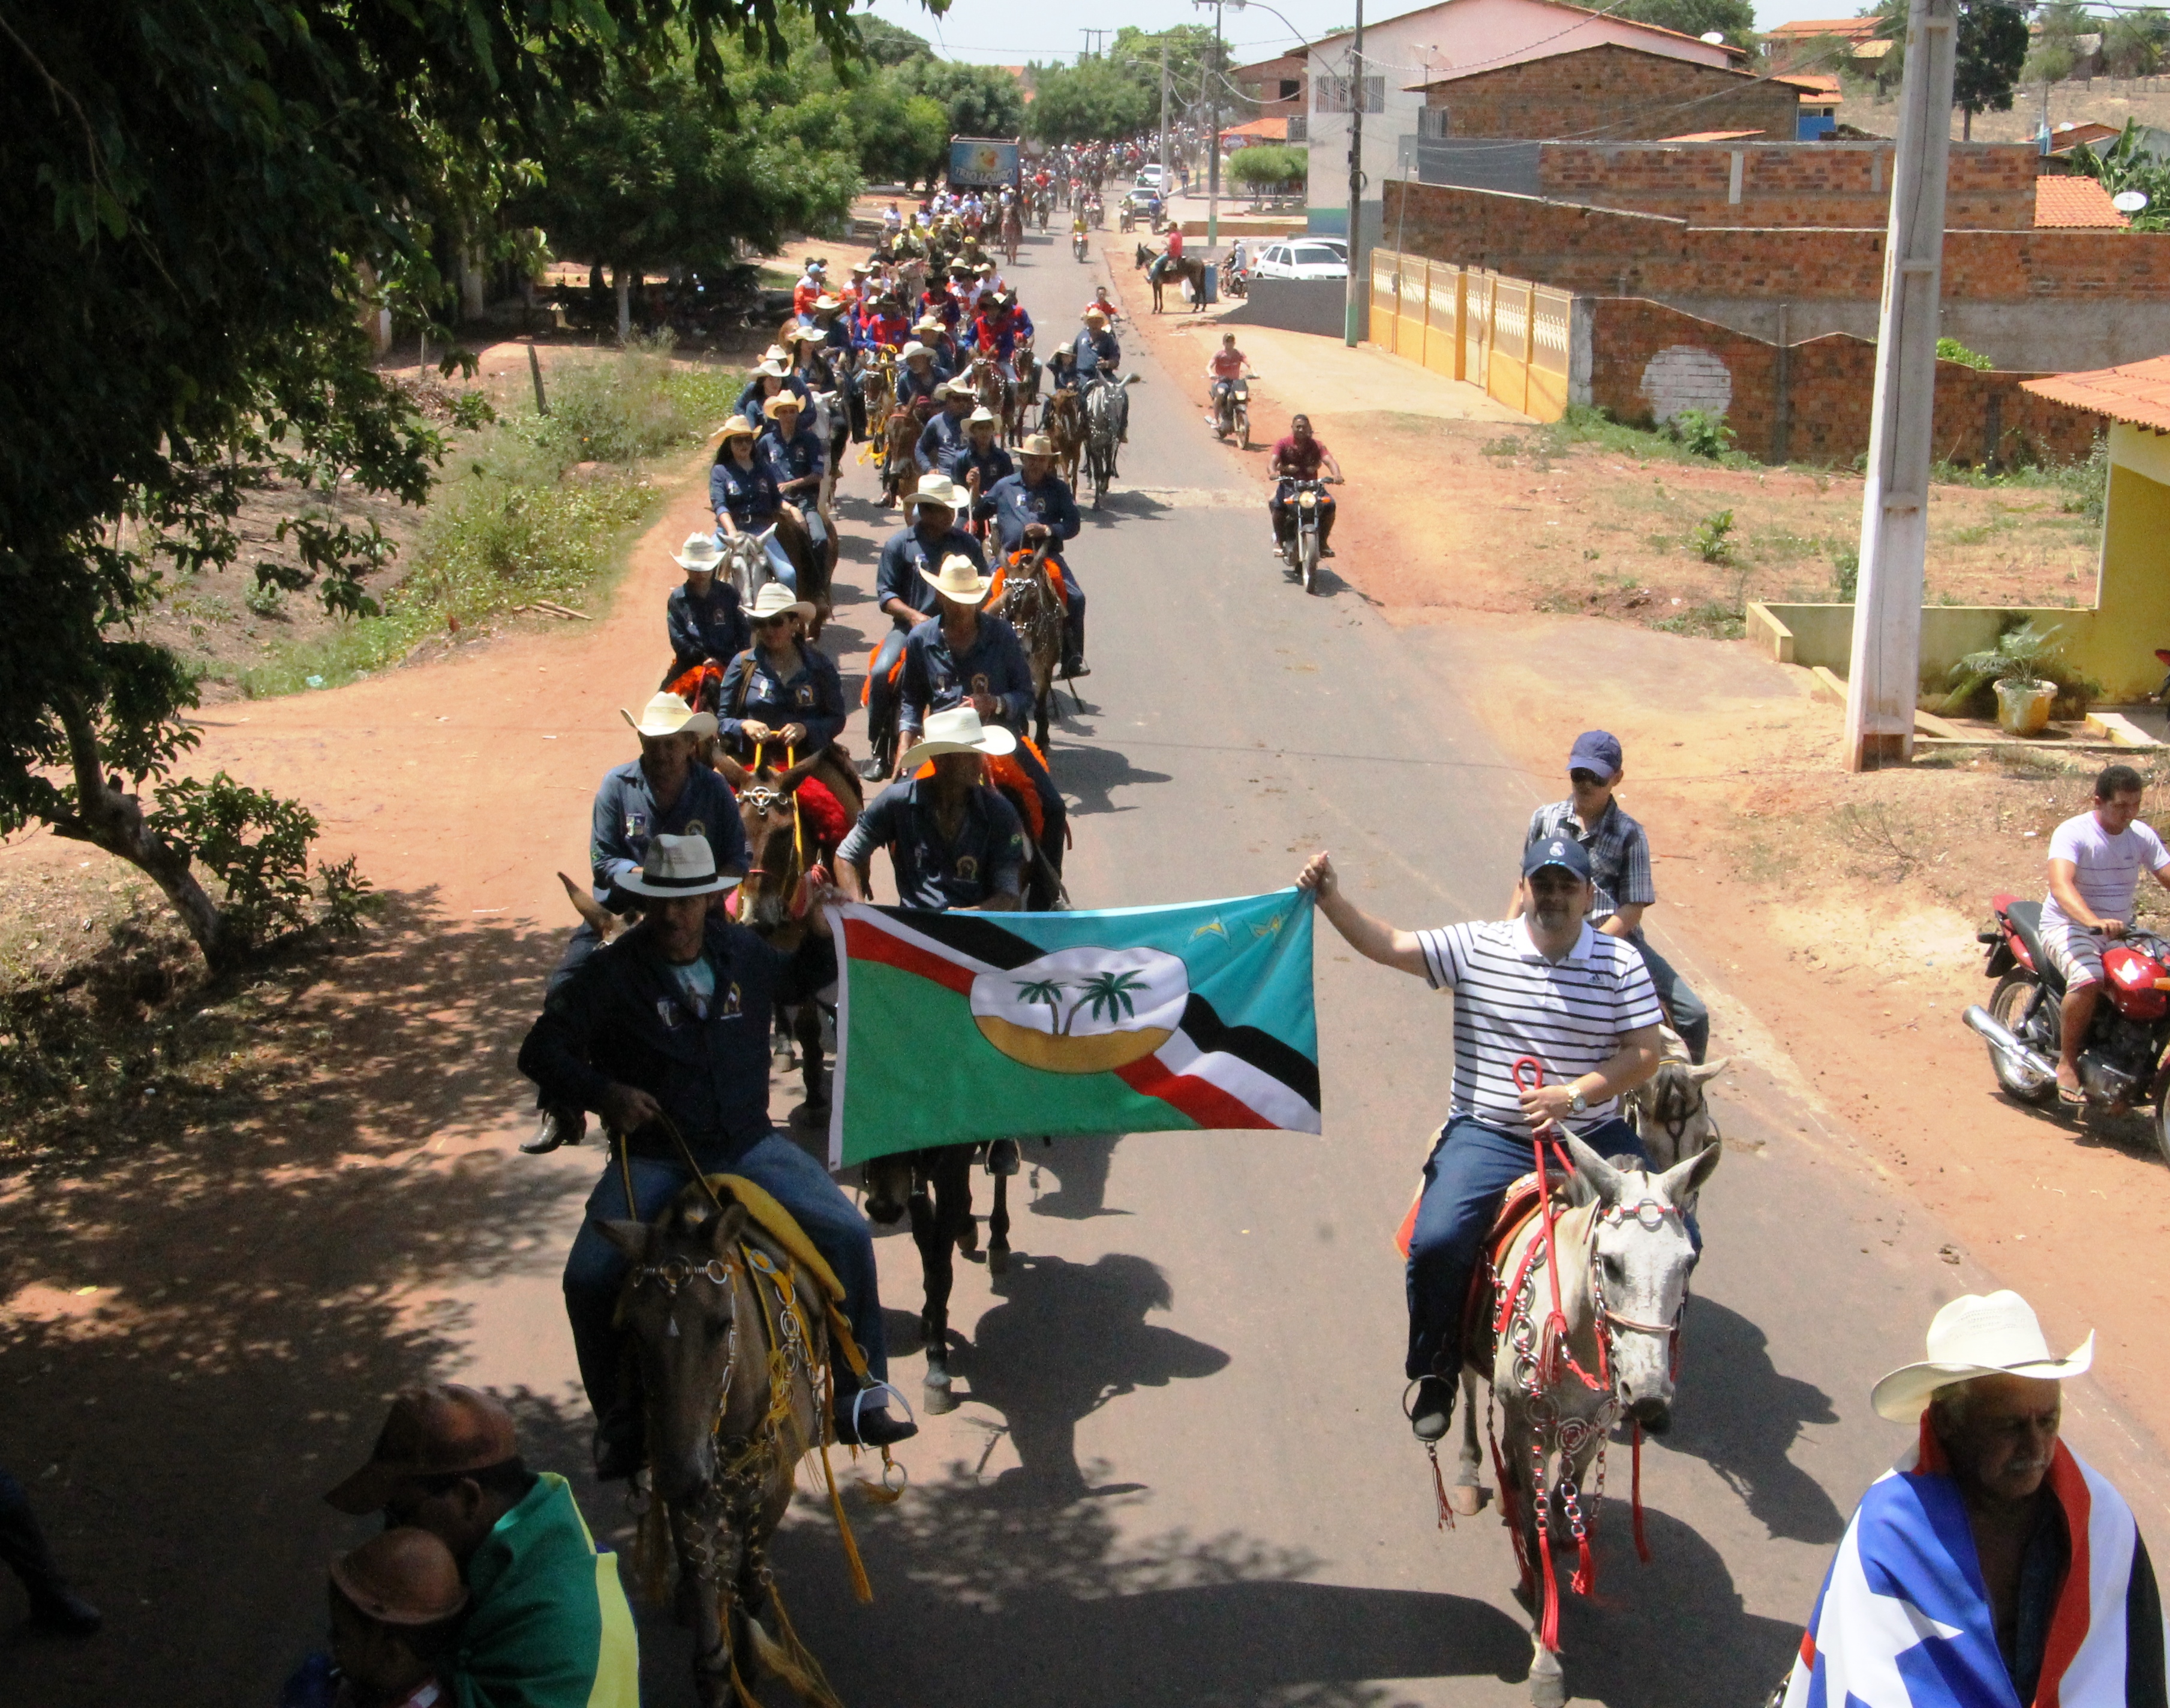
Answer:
[
  {"left": 2039, "top": 763, "right": 2170, "bottom": 1100},
  {"left": 1297, "top": 833, "right": 1667, "bottom": 1442}
]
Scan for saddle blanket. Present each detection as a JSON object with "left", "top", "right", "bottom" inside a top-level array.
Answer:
[
  {"left": 1782, "top": 1426, "right": 2169, "bottom": 1708},
  {"left": 704, "top": 1173, "right": 844, "bottom": 1303}
]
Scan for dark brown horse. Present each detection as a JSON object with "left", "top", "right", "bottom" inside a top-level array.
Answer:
[
  {"left": 1134, "top": 242, "right": 1208, "bottom": 314},
  {"left": 880, "top": 408, "right": 919, "bottom": 509},
  {"left": 990, "top": 546, "right": 1068, "bottom": 753},
  {"left": 1043, "top": 388, "right": 1084, "bottom": 489},
  {"left": 861, "top": 1136, "right": 1016, "bottom": 1415}
]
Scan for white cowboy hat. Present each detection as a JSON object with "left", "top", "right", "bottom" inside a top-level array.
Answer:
[
  {"left": 762, "top": 344, "right": 791, "bottom": 362},
  {"left": 919, "top": 552, "right": 993, "bottom": 605},
  {"left": 753, "top": 360, "right": 789, "bottom": 380},
  {"left": 674, "top": 533, "right": 723, "bottom": 572},
  {"left": 914, "top": 315, "right": 946, "bottom": 332},
  {"left": 1081, "top": 307, "right": 1108, "bottom": 323},
  {"left": 747, "top": 582, "right": 816, "bottom": 625},
  {"left": 900, "top": 342, "right": 933, "bottom": 363},
  {"left": 785, "top": 324, "right": 822, "bottom": 343},
  {"left": 718, "top": 415, "right": 758, "bottom": 441},
  {"left": 910, "top": 476, "right": 963, "bottom": 510},
  {"left": 814, "top": 292, "right": 846, "bottom": 310},
  {"left": 1869, "top": 1291, "right": 2095, "bottom": 1422},
  {"left": 967, "top": 406, "right": 998, "bottom": 426},
  {"left": 1017, "top": 434, "right": 1057, "bottom": 458},
  {"left": 618, "top": 832, "right": 740, "bottom": 900},
  {"left": 762, "top": 390, "right": 804, "bottom": 416},
  {"left": 899, "top": 703, "right": 1017, "bottom": 773},
  {"left": 620, "top": 691, "right": 717, "bottom": 742}
]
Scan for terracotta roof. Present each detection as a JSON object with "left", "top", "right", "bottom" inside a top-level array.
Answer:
[
  {"left": 1221, "top": 116, "right": 1290, "bottom": 140},
  {"left": 1765, "top": 17, "right": 1880, "bottom": 40},
  {"left": 2021, "top": 356, "right": 2170, "bottom": 429},
  {"left": 1786, "top": 71, "right": 1844, "bottom": 98},
  {"left": 2034, "top": 176, "right": 2130, "bottom": 228},
  {"left": 1659, "top": 129, "right": 1765, "bottom": 142},
  {"left": 2044, "top": 121, "right": 2123, "bottom": 155}
]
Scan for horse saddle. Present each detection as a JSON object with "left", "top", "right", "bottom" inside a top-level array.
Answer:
[
  {"left": 700, "top": 1173, "right": 845, "bottom": 1304},
  {"left": 1463, "top": 1172, "right": 1575, "bottom": 1367}
]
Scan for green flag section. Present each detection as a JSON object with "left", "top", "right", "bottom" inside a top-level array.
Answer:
[{"left": 825, "top": 890, "right": 1320, "bottom": 1166}]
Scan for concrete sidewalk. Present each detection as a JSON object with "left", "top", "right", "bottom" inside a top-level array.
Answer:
[{"left": 1173, "top": 318, "right": 1531, "bottom": 424}]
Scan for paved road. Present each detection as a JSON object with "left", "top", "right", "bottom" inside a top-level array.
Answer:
[{"left": 609, "top": 230, "right": 2170, "bottom": 1704}]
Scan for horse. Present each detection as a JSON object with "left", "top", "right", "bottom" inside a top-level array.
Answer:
[
  {"left": 716, "top": 744, "right": 861, "bottom": 1115},
  {"left": 1451, "top": 1133, "right": 1721, "bottom": 1708},
  {"left": 769, "top": 509, "right": 831, "bottom": 642},
  {"left": 1042, "top": 387, "right": 1085, "bottom": 489},
  {"left": 717, "top": 528, "right": 778, "bottom": 606},
  {"left": 1622, "top": 1039, "right": 1729, "bottom": 1171},
  {"left": 1082, "top": 375, "right": 1128, "bottom": 506},
  {"left": 596, "top": 1183, "right": 852, "bottom": 1708},
  {"left": 1000, "top": 203, "right": 1023, "bottom": 264},
  {"left": 966, "top": 353, "right": 1009, "bottom": 442},
  {"left": 990, "top": 546, "right": 1067, "bottom": 754},
  {"left": 1006, "top": 338, "right": 1041, "bottom": 442},
  {"left": 1133, "top": 242, "right": 1209, "bottom": 314},
  {"left": 879, "top": 408, "right": 919, "bottom": 509}
]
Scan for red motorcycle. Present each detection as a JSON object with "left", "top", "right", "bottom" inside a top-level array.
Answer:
[{"left": 1965, "top": 891, "right": 2170, "bottom": 1159}]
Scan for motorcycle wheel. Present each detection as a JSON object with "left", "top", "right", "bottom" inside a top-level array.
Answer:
[
  {"left": 1299, "top": 529, "right": 1319, "bottom": 595},
  {"left": 1235, "top": 402, "right": 1250, "bottom": 450},
  {"left": 2153, "top": 1087, "right": 2170, "bottom": 1166},
  {"left": 1986, "top": 970, "right": 2055, "bottom": 1103}
]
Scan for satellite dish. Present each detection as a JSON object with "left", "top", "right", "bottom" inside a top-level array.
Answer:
[
  {"left": 2114, "top": 189, "right": 2150, "bottom": 212},
  {"left": 1700, "top": 29, "right": 1726, "bottom": 41}
]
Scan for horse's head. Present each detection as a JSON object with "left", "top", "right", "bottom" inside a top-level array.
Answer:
[
  {"left": 716, "top": 749, "right": 825, "bottom": 935},
  {"left": 1563, "top": 1132, "right": 1721, "bottom": 1435},
  {"left": 1134, "top": 243, "right": 1152, "bottom": 267},
  {"left": 1634, "top": 1054, "right": 1729, "bottom": 1172},
  {"left": 596, "top": 1189, "right": 752, "bottom": 1505}
]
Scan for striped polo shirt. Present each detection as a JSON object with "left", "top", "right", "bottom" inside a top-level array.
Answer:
[{"left": 1416, "top": 918, "right": 1664, "bottom": 1136}]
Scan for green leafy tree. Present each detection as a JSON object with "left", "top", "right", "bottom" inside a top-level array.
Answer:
[
  {"left": 1, "top": 0, "right": 914, "bottom": 971},
  {"left": 2070, "top": 119, "right": 2170, "bottom": 229},
  {"left": 896, "top": 58, "right": 1027, "bottom": 139},
  {"left": 2103, "top": 10, "right": 2170, "bottom": 78},
  {"left": 1027, "top": 57, "right": 1157, "bottom": 145},
  {"left": 852, "top": 79, "right": 954, "bottom": 187},
  {"left": 1612, "top": 0, "right": 1758, "bottom": 51},
  {"left": 1873, "top": 0, "right": 2030, "bottom": 137},
  {"left": 1228, "top": 145, "right": 1306, "bottom": 194},
  {"left": 859, "top": 19, "right": 936, "bottom": 67}
]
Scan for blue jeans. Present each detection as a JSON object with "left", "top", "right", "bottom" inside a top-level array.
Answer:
[
  {"left": 867, "top": 624, "right": 910, "bottom": 736},
  {"left": 563, "top": 1133, "right": 888, "bottom": 1439},
  {"left": 1633, "top": 934, "right": 1709, "bottom": 1064},
  {"left": 1405, "top": 1113, "right": 1655, "bottom": 1381}
]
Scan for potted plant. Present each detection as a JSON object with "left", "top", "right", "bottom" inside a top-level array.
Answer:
[{"left": 1944, "top": 622, "right": 2096, "bottom": 735}]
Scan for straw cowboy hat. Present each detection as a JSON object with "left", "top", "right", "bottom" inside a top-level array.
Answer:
[
  {"left": 718, "top": 415, "right": 758, "bottom": 441},
  {"left": 761, "top": 343, "right": 791, "bottom": 363},
  {"left": 1870, "top": 1291, "right": 2095, "bottom": 1422},
  {"left": 620, "top": 691, "right": 717, "bottom": 742},
  {"left": 746, "top": 582, "right": 816, "bottom": 626},
  {"left": 919, "top": 552, "right": 993, "bottom": 605},
  {"left": 910, "top": 475, "right": 963, "bottom": 510},
  {"left": 913, "top": 314, "right": 946, "bottom": 333},
  {"left": 1081, "top": 306, "right": 1108, "bottom": 323},
  {"left": 900, "top": 703, "right": 1016, "bottom": 774},
  {"left": 967, "top": 406, "right": 998, "bottom": 426},
  {"left": 814, "top": 292, "right": 846, "bottom": 311},
  {"left": 617, "top": 832, "right": 740, "bottom": 900},
  {"left": 785, "top": 325, "right": 822, "bottom": 344},
  {"left": 1017, "top": 434, "right": 1057, "bottom": 458},
  {"left": 763, "top": 390, "right": 804, "bottom": 417},
  {"left": 674, "top": 532, "right": 724, "bottom": 572},
  {"left": 753, "top": 360, "right": 790, "bottom": 380},
  {"left": 900, "top": 342, "right": 933, "bottom": 364}
]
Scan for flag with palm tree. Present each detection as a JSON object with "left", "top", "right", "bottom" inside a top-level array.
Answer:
[{"left": 824, "top": 890, "right": 1320, "bottom": 1166}]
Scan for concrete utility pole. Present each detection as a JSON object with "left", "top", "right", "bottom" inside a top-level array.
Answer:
[
  {"left": 1160, "top": 37, "right": 1172, "bottom": 195},
  {"left": 1344, "top": 0, "right": 1366, "bottom": 345},
  {"left": 1844, "top": 0, "right": 1957, "bottom": 771},
  {"left": 1208, "top": 0, "right": 1226, "bottom": 250}
]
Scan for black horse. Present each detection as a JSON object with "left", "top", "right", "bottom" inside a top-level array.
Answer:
[{"left": 1134, "top": 242, "right": 1207, "bottom": 314}]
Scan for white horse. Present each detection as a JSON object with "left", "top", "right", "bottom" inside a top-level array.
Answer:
[
  {"left": 1453, "top": 1134, "right": 1721, "bottom": 1708},
  {"left": 1624, "top": 1030, "right": 1729, "bottom": 1171}
]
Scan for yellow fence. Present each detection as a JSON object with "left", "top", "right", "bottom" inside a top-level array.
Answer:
[{"left": 1364, "top": 252, "right": 1570, "bottom": 423}]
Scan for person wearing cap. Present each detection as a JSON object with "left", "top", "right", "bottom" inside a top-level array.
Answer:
[
  {"left": 986, "top": 438, "right": 1088, "bottom": 676},
  {"left": 317, "top": 1527, "right": 468, "bottom": 1708},
  {"left": 1780, "top": 1292, "right": 2165, "bottom": 1708},
  {"left": 835, "top": 705, "right": 1028, "bottom": 912},
  {"left": 791, "top": 256, "right": 825, "bottom": 319},
  {"left": 867, "top": 479, "right": 985, "bottom": 775},
  {"left": 1512, "top": 731, "right": 1711, "bottom": 1065},
  {"left": 663, "top": 532, "right": 749, "bottom": 688},
  {"left": 708, "top": 417, "right": 798, "bottom": 591},
  {"left": 756, "top": 391, "right": 832, "bottom": 576},
  {"left": 915, "top": 383, "right": 975, "bottom": 476},
  {"left": 520, "top": 839, "right": 910, "bottom": 1460},
  {"left": 321, "top": 1385, "right": 638, "bottom": 1708},
  {"left": 948, "top": 408, "right": 1015, "bottom": 528},
  {"left": 897, "top": 553, "right": 1067, "bottom": 877},
  {"left": 714, "top": 584, "right": 844, "bottom": 764},
  {"left": 1294, "top": 835, "right": 1666, "bottom": 1444}
]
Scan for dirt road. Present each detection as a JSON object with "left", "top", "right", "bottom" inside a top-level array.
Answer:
[{"left": 4, "top": 226, "right": 2166, "bottom": 1708}]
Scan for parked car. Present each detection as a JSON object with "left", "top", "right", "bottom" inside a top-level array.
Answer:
[
  {"left": 1134, "top": 165, "right": 1167, "bottom": 191},
  {"left": 1249, "top": 240, "right": 1350, "bottom": 281}
]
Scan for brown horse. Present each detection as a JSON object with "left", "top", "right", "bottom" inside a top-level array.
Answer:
[
  {"left": 965, "top": 353, "right": 1009, "bottom": 443},
  {"left": 1134, "top": 242, "right": 1208, "bottom": 314},
  {"left": 768, "top": 509, "right": 832, "bottom": 642},
  {"left": 1044, "top": 389, "right": 1084, "bottom": 489},
  {"left": 597, "top": 1184, "right": 849, "bottom": 1708},
  {"left": 990, "top": 547, "right": 1066, "bottom": 754},
  {"left": 1007, "top": 338, "right": 1041, "bottom": 441},
  {"left": 880, "top": 408, "right": 918, "bottom": 509}
]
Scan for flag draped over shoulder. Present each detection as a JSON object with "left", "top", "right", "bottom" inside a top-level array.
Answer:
[
  {"left": 824, "top": 890, "right": 1320, "bottom": 1166},
  {"left": 1782, "top": 1426, "right": 2169, "bottom": 1708}
]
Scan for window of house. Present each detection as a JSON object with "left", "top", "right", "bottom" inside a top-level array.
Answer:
[
  {"left": 1314, "top": 74, "right": 1385, "bottom": 114},
  {"left": 1278, "top": 78, "right": 1302, "bottom": 100}
]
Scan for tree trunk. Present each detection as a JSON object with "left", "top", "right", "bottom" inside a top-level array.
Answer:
[
  {"left": 614, "top": 266, "right": 632, "bottom": 344},
  {"left": 1962, "top": 106, "right": 1973, "bottom": 141},
  {"left": 50, "top": 695, "right": 238, "bottom": 973}
]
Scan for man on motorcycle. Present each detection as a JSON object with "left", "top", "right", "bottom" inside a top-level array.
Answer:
[
  {"left": 986, "top": 436, "right": 1087, "bottom": 676},
  {"left": 866, "top": 479, "right": 985, "bottom": 780},
  {"left": 1511, "top": 731, "right": 1709, "bottom": 1064},
  {"left": 1204, "top": 332, "right": 1252, "bottom": 428},
  {"left": 1080, "top": 284, "right": 1122, "bottom": 325},
  {"left": 1295, "top": 835, "right": 1667, "bottom": 1442},
  {"left": 2040, "top": 763, "right": 2170, "bottom": 1102},
  {"left": 1269, "top": 414, "right": 1344, "bottom": 557}
]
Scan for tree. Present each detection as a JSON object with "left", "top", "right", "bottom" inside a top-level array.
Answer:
[
  {"left": 859, "top": 19, "right": 936, "bottom": 67},
  {"left": 1, "top": 0, "right": 904, "bottom": 970},
  {"left": 1227, "top": 145, "right": 1305, "bottom": 195},
  {"left": 1026, "top": 57, "right": 1156, "bottom": 145},
  {"left": 2070, "top": 119, "right": 2170, "bottom": 229},
  {"left": 852, "top": 79, "right": 953, "bottom": 187},
  {"left": 894, "top": 58, "right": 1027, "bottom": 139},
  {"left": 1611, "top": 0, "right": 1758, "bottom": 51},
  {"left": 2103, "top": 10, "right": 2170, "bottom": 79},
  {"left": 1873, "top": 0, "right": 2030, "bottom": 137}
]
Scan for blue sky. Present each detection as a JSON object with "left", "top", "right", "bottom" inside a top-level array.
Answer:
[{"left": 864, "top": 0, "right": 1879, "bottom": 67}]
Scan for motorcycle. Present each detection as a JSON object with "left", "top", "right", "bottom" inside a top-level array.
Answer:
[
  {"left": 1072, "top": 228, "right": 1090, "bottom": 263},
  {"left": 1212, "top": 376, "right": 1252, "bottom": 450},
  {"left": 1276, "top": 478, "right": 1335, "bottom": 595},
  {"left": 1964, "top": 891, "right": 2170, "bottom": 1160},
  {"left": 1219, "top": 257, "right": 1249, "bottom": 300}
]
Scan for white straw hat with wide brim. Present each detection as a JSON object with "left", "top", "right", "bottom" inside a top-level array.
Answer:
[
  {"left": 1017, "top": 434, "right": 1056, "bottom": 458},
  {"left": 1869, "top": 1291, "right": 2094, "bottom": 1421},
  {"left": 617, "top": 832, "right": 740, "bottom": 899},
  {"left": 674, "top": 533, "right": 724, "bottom": 572},
  {"left": 910, "top": 476, "right": 963, "bottom": 511},
  {"left": 746, "top": 582, "right": 816, "bottom": 624},
  {"left": 620, "top": 691, "right": 717, "bottom": 741},
  {"left": 762, "top": 391, "right": 804, "bottom": 416},
  {"left": 899, "top": 704, "right": 1016, "bottom": 773},
  {"left": 919, "top": 553, "right": 992, "bottom": 604}
]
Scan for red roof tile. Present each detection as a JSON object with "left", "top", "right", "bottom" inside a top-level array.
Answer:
[
  {"left": 2034, "top": 176, "right": 2130, "bottom": 229},
  {"left": 2021, "top": 356, "right": 2170, "bottom": 431}
]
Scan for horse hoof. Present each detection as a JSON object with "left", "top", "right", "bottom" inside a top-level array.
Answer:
[
  {"left": 1529, "top": 1673, "right": 1567, "bottom": 1708},
  {"left": 924, "top": 1376, "right": 958, "bottom": 1415},
  {"left": 1449, "top": 1483, "right": 1483, "bottom": 1518},
  {"left": 955, "top": 1219, "right": 980, "bottom": 1256},
  {"left": 988, "top": 1243, "right": 1010, "bottom": 1277}
]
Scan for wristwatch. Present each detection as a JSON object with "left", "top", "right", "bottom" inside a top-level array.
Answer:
[{"left": 1569, "top": 1087, "right": 1589, "bottom": 1114}]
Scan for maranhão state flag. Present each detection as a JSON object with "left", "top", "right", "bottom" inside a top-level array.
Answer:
[{"left": 823, "top": 889, "right": 1321, "bottom": 1167}]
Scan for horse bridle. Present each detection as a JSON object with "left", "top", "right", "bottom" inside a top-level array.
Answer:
[{"left": 1593, "top": 1197, "right": 1692, "bottom": 1351}]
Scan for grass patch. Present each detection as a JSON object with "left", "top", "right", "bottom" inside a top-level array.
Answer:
[
  {"left": 239, "top": 344, "right": 735, "bottom": 698},
  {"left": 1652, "top": 600, "right": 1748, "bottom": 640},
  {"left": 1531, "top": 404, "right": 1760, "bottom": 470},
  {"left": 1928, "top": 439, "right": 2109, "bottom": 523}
]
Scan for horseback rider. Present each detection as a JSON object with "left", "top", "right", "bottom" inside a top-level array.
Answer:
[
  {"left": 1204, "top": 331, "right": 1252, "bottom": 428},
  {"left": 663, "top": 533, "right": 749, "bottom": 692},
  {"left": 895, "top": 554, "right": 1067, "bottom": 880},
  {"left": 709, "top": 417, "right": 798, "bottom": 592},
  {"left": 791, "top": 256, "right": 825, "bottom": 319},
  {"left": 714, "top": 585, "right": 844, "bottom": 766},
  {"left": 895, "top": 343, "right": 946, "bottom": 420},
  {"left": 914, "top": 383, "right": 975, "bottom": 476},
  {"left": 865, "top": 479, "right": 984, "bottom": 779},
  {"left": 987, "top": 435, "right": 1088, "bottom": 677},
  {"left": 1073, "top": 308, "right": 1128, "bottom": 456},
  {"left": 733, "top": 351, "right": 811, "bottom": 425},
  {"left": 1269, "top": 414, "right": 1344, "bottom": 558},
  {"left": 1295, "top": 835, "right": 1670, "bottom": 1442},
  {"left": 949, "top": 408, "right": 1015, "bottom": 534},
  {"left": 835, "top": 705, "right": 1026, "bottom": 913},
  {"left": 756, "top": 392, "right": 832, "bottom": 578},
  {"left": 914, "top": 312, "right": 962, "bottom": 372},
  {"left": 1513, "top": 732, "right": 1711, "bottom": 1066},
  {"left": 521, "top": 834, "right": 916, "bottom": 1470},
  {"left": 973, "top": 291, "right": 1033, "bottom": 360}
]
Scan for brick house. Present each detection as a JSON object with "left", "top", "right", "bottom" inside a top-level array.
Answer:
[
  {"left": 1232, "top": 53, "right": 1307, "bottom": 126},
  {"left": 1412, "top": 43, "right": 1811, "bottom": 146}
]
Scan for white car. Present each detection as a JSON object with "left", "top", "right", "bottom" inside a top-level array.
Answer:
[
  {"left": 1249, "top": 240, "right": 1350, "bottom": 281},
  {"left": 1135, "top": 165, "right": 1167, "bottom": 190}
]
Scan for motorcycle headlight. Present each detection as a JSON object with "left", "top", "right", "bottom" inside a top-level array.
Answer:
[{"left": 1299, "top": 493, "right": 1317, "bottom": 510}]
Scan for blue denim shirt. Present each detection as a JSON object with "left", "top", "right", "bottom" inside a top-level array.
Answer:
[
  {"left": 759, "top": 423, "right": 826, "bottom": 490},
  {"left": 710, "top": 452, "right": 781, "bottom": 530},
  {"left": 1073, "top": 327, "right": 1121, "bottom": 375},
  {"left": 915, "top": 408, "right": 972, "bottom": 473},
  {"left": 589, "top": 759, "right": 750, "bottom": 907},
  {"left": 733, "top": 374, "right": 812, "bottom": 423},
  {"left": 666, "top": 581, "right": 749, "bottom": 674},
  {"left": 986, "top": 472, "right": 1081, "bottom": 554},
  {"left": 898, "top": 613, "right": 1034, "bottom": 738},
  {"left": 716, "top": 641, "right": 847, "bottom": 754},
  {"left": 835, "top": 780, "right": 1027, "bottom": 910},
  {"left": 875, "top": 526, "right": 987, "bottom": 627},
  {"left": 949, "top": 441, "right": 1016, "bottom": 507}
]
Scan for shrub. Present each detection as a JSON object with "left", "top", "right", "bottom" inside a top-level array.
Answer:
[
  {"left": 1832, "top": 543, "right": 1860, "bottom": 600},
  {"left": 1935, "top": 337, "right": 1994, "bottom": 371},
  {"left": 1666, "top": 408, "right": 1736, "bottom": 460},
  {"left": 1227, "top": 146, "right": 1305, "bottom": 193},
  {"left": 1691, "top": 509, "right": 1738, "bottom": 564},
  {"left": 148, "top": 774, "right": 371, "bottom": 951}
]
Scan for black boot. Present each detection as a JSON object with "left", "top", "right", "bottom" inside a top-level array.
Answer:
[
  {"left": 0, "top": 1469, "right": 100, "bottom": 1638},
  {"left": 1409, "top": 1376, "right": 1456, "bottom": 1442}
]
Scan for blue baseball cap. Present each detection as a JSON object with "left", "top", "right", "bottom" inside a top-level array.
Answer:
[
  {"left": 1567, "top": 730, "right": 1624, "bottom": 778},
  {"left": 1522, "top": 834, "right": 1593, "bottom": 882}
]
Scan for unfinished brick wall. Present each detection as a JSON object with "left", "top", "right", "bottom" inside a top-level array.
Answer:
[
  {"left": 1423, "top": 46, "right": 1801, "bottom": 146},
  {"left": 1536, "top": 141, "right": 2039, "bottom": 230},
  {"left": 1383, "top": 179, "right": 2170, "bottom": 300},
  {"left": 1587, "top": 297, "right": 2105, "bottom": 466}
]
